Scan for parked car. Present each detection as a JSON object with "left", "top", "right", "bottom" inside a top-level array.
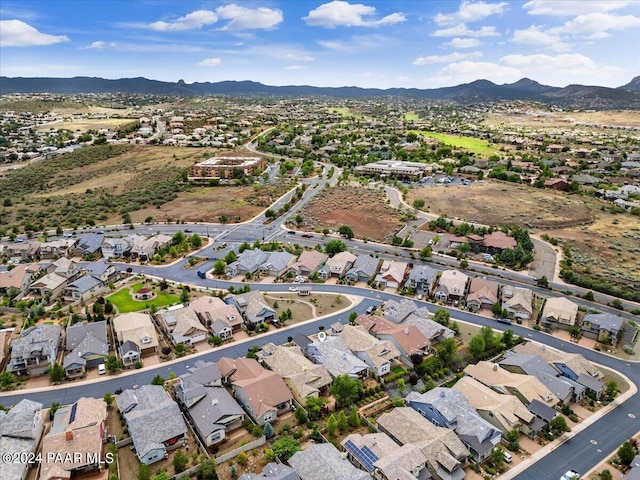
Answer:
[
  {"left": 197, "top": 271, "right": 206, "bottom": 279},
  {"left": 98, "top": 364, "right": 106, "bottom": 375},
  {"left": 288, "top": 286, "right": 298, "bottom": 292},
  {"left": 184, "top": 228, "right": 192, "bottom": 233},
  {"left": 366, "top": 305, "right": 376, "bottom": 315},
  {"left": 497, "top": 317, "right": 512, "bottom": 325},
  {"left": 560, "top": 470, "right": 580, "bottom": 480},
  {"left": 287, "top": 230, "right": 296, "bottom": 234}
]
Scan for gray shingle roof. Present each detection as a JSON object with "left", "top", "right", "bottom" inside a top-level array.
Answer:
[
  {"left": 289, "top": 443, "right": 371, "bottom": 480},
  {"left": 188, "top": 387, "right": 244, "bottom": 438},
  {"left": 65, "top": 321, "right": 107, "bottom": 351},
  {"left": 66, "top": 274, "right": 102, "bottom": 294},
  {"left": 0, "top": 398, "right": 42, "bottom": 438},
  {"left": 239, "top": 462, "right": 300, "bottom": 480}
]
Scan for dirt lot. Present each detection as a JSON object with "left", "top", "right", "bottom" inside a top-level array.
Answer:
[
  {"left": 485, "top": 109, "right": 640, "bottom": 129},
  {"left": 296, "top": 184, "right": 404, "bottom": 242},
  {"left": 264, "top": 292, "right": 354, "bottom": 323},
  {"left": 408, "top": 181, "right": 640, "bottom": 285}
]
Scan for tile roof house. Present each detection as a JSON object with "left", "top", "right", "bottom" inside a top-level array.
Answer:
[
  {"left": 306, "top": 335, "right": 369, "bottom": 379},
  {"left": 374, "top": 260, "right": 410, "bottom": 290},
  {"left": 5, "top": 240, "right": 41, "bottom": 261},
  {"left": 541, "top": 297, "right": 579, "bottom": 328},
  {"left": 257, "top": 343, "right": 332, "bottom": 403},
  {"left": 581, "top": 312, "right": 626, "bottom": 347},
  {"left": 225, "top": 249, "right": 269, "bottom": 277},
  {"left": 113, "top": 312, "right": 159, "bottom": 356},
  {"left": 0, "top": 399, "right": 44, "bottom": 480},
  {"left": 239, "top": 462, "right": 301, "bottom": 480},
  {"left": 499, "top": 353, "right": 584, "bottom": 404},
  {"left": 466, "top": 277, "right": 499, "bottom": 312},
  {"left": 434, "top": 270, "right": 469, "bottom": 304},
  {"left": 63, "top": 321, "right": 108, "bottom": 378},
  {"left": 39, "top": 238, "right": 77, "bottom": 259},
  {"left": 406, "top": 388, "right": 502, "bottom": 462},
  {"left": 7, "top": 324, "right": 61, "bottom": 377},
  {"left": 376, "top": 407, "right": 469, "bottom": 480},
  {"left": 481, "top": 231, "right": 517, "bottom": 253},
  {"left": 502, "top": 287, "right": 534, "bottom": 321},
  {"left": 341, "top": 432, "right": 401, "bottom": 475},
  {"left": 155, "top": 304, "right": 208, "bottom": 346},
  {"left": 356, "top": 314, "right": 430, "bottom": 366},
  {"left": 190, "top": 295, "right": 243, "bottom": 335},
  {"left": 258, "top": 251, "right": 296, "bottom": 277},
  {"left": 130, "top": 234, "right": 173, "bottom": 262},
  {"left": 383, "top": 299, "right": 454, "bottom": 345},
  {"left": 28, "top": 261, "right": 76, "bottom": 300},
  {"left": 453, "top": 376, "right": 538, "bottom": 438},
  {"left": 345, "top": 255, "right": 382, "bottom": 283},
  {"left": 287, "top": 250, "right": 328, "bottom": 277},
  {"left": 40, "top": 397, "right": 107, "bottom": 480},
  {"left": 337, "top": 324, "right": 400, "bottom": 377},
  {"left": 318, "top": 251, "right": 357, "bottom": 279},
  {"left": 116, "top": 385, "right": 187, "bottom": 465},
  {"left": 374, "top": 442, "right": 429, "bottom": 480},
  {"left": 229, "top": 290, "right": 277, "bottom": 329},
  {"left": 0, "top": 263, "right": 41, "bottom": 296},
  {"left": 288, "top": 443, "right": 371, "bottom": 480},
  {"left": 407, "top": 264, "right": 438, "bottom": 293},
  {"left": 216, "top": 357, "right": 293, "bottom": 425}
]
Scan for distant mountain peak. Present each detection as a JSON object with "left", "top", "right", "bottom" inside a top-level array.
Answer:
[{"left": 620, "top": 75, "right": 640, "bottom": 91}]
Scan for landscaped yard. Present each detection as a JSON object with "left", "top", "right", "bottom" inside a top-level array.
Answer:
[
  {"left": 107, "top": 283, "right": 181, "bottom": 313},
  {"left": 410, "top": 131, "right": 499, "bottom": 157}
]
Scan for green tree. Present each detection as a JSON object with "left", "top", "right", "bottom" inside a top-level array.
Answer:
[
  {"left": 49, "top": 402, "right": 61, "bottom": 420},
  {"left": 152, "top": 473, "right": 170, "bottom": 480},
  {"left": 326, "top": 413, "right": 338, "bottom": 436},
  {"left": 325, "top": 239, "right": 347, "bottom": 256},
  {"left": 337, "top": 410, "right": 348, "bottom": 431},
  {"left": 491, "top": 302, "right": 503, "bottom": 318},
  {"left": 419, "top": 245, "right": 432, "bottom": 259},
  {"left": 295, "top": 406, "right": 308, "bottom": 424},
  {"left": 190, "top": 233, "right": 202, "bottom": 249},
  {"left": 338, "top": 225, "right": 354, "bottom": 239},
  {"left": 106, "top": 355, "right": 120, "bottom": 372},
  {"left": 224, "top": 251, "right": 237, "bottom": 264},
  {"left": 550, "top": 415, "right": 570, "bottom": 433},
  {"left": 172, "top": 231, "right": 186, "bottom": 246},
  {"left": 468, "top": 335, "right": 486, "bottom": 360},
  {"left": 173, "top": 449, "right": 188, "bottom": 473},
  {"left": 196, "top": 459, "right": 219, "bottom": 480},
  {"left": 236, "top": 452, "right": 248, "bottom": 466},
  {"left": 537, "top": 276, "right": 549, "bottom": 288},
  {"left": 49, "top": 363, "right": 65, "bottom": 382},
  {"left": 151, "top": 374, "right": 165, "bottom": 385},
  {"left": 433, "top": 309, "right": 450, "bottom": 327},
  {"left": 348, "top": 406, "right": 360, "bottom": 428},
  {"left": 349, "top": 311, "right": 358, "bottom": 324},
  {"left": 501, "top": 329, "right": 516, "bottom": 349},
  {"left": 606, "top": 380, "right": 618, "bottom": 399},
  {"left": 267, "top": 435, "right": 301, "bottom": 461},
  {"left": 413, "top": 199, "right": 425, "bottom": 209},
  {"left": 0, "top": 371, "right": 17, "bottom": 388},
  {"left": 265, "top": 209, "right": 276, "bottom": 219},
  {"left": 138, "top": 464, "right": 151, "bottom": 480},
  {"left": 305, "top": 396, "right": 328, "bottom": 419},
  {"left": 599, "top": 470, "right": 613, "bottom": 480},
  {"left": 330, "top": 375, "right": 363, "bottom": 408},
  {"left": 213, "top": 259, "right": 226, "bottom": 275},
  {"left": 480, "top": 325, "right": 498, "bottom": 351},
  {"left": 618, "top": 441, "right": 636, "bottom": 466},
  {"left": 490, "top": 446, "right": 505, "bottom": 470},
  {"left": 103, "top": 392, "right": 114, "bottom": 406},
  {"left": 506, "top": 429, "right": 520, "bottom": 452},
  {"left": 397, "top": 378, "right": 406, "bottom": 393},
  {"left": 263, "top": 422, "right": 275, "bottom": 439},
  {"left": 436, "top": 337, "right": 457, "bottom": 365}
]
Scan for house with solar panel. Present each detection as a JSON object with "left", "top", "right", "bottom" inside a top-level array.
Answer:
[{"left": 238, "top": 462, "right": 300, "bottom": 480}]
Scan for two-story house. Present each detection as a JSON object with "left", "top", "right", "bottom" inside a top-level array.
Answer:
[{"left": 7, "top": 325, "right": 61, "bottom": 377}]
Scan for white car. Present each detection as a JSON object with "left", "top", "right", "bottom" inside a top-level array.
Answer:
[
  {"left": 560, "top": 470, "right": 580, "bottom": 480},
  {"left": 288, "top": 286, "right": 298, "bottom": 292},
  {"left": 98, "top": 364, "right": 106, "bottom": 375}
]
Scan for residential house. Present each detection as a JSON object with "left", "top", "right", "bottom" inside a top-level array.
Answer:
[
  {"left": 113, "top": 312, "right": 159, "bottom": 357},
  {"left": 63, "top": 274, "right": 103, "bottom": 302},
  {"left": 541, "top": 297, "right": 579, "bottom": 328},
  {"left": 345, "top": 255, "right": 382, "bottom": 283},
  {"left": 464, "top": 361, "right": 560, "bottom": 408},
  {"left": 119, "top": 340, "right": 142, "bottom": 367},
  {"left": 544, "top": 178, "right": 569, "bottom": 191},
  {"left": 499, "top": 353, "right": 584, "bottom": 404},
  {"left": 117, "top": 385, "right": 187, "bottom": 465},
  {"left": 480, "top": 231, "right": 517, "bottom": 254},
  {"left": 288, "top": 443, "right": 371, "bottom": 480},
  {"left": 0, "top": 263, "right": 41, "bottom": 296},
  {"left": 466, "top": 276, "right": 499, "bottom": 312},
  {"left": 341, "top": 432, "right": 402, "bottom": 476},
  {"left": 374, "top": 260, "right": 409, "bottom": 290},
  {"left": 229, "top": 290, "right": 277, "bottom": 329},
  {"left": 318, "top": 251, "right": 357, "bottom": 279},
  {"left": 581, "top": 312, "right": 625, "bottom": 346},
  {"left": 7, "top": 325, "right": 61, "bottom": 376},
  {"left": 190, "top": 295, "right": 243, "bottom": 336},
  {"left": 28, "top": 259, "right": 79, "bottom": 301},
  {"left": 356, "top": 315, "right": 430, "bottom": 366},
  {"left": 73, "top": 234, "right": 103, "bottom": 258},
  {"left": 5, "top": 241, "right": 41, "bottom": 262},
  {"left": 239, "top": 463, "right": 300, "bottom": 480},
  {"left": 336, "top": 324, "right": 400, "bottom": 377},
  {"left": 453, "top": 376, "right": 540, "bottom": 438},
  {"left": 434, "top": 270, "right": 469, "bottom": 304},
  {"left": 39, "top": 238, "right": 77, "bottom": 259},
  {"left": 40, "top": 397, "right": 108, "bottom": 480},
  {"left": 63, "top": 321, "right": 108, "bottom": 378},
  {"left": 175, "top": 360, "right": 224, "bottom": 407},
  {"left": 372, "top": 442, "right": 429, "bottom": 480},
  {"left": 257, "top": 343, "right": 332, "bottom": 404},
  {"left": 383, "top": 299, "right": 454, "bottom": 345},
  {"left": 0, "top": 399, "right": 44, "bottom": 480},
  {"left": 216, "top": 357, "right": 293, "bottom": 425},
  {"left": 502, "top": 287, "right": 534, "bottom": 321},
  {"left": 129, "top": 234, "right": 173, "bottom": 262},
  {"left": 407, "top": 264, "right": 438, "bottom": 294},
  {"left": 527, "top": 399, "right": 558, "bottom": 429},
  {"left": 305, "top": 335, "right": 369, "bottom": 380},
  {"left": 155, "top": 304, "right": 208, "bottom": 346},
  {"left": 259, "top": 251, "right": 295, "bottom": 277},
  {"left": 406, "top": 388, "right": 502, "bottom": 462},
  {"left": 625, "top": 455, "right": 640, "bottom": 480},
  {"left": 101, "top": 235, "right": 142, "bottom": 260},
  {"left": 287, "top": 250, "right": 328, "bottom": 277},
  {"left": 376, "top": 407, "right": 469, "bottom": 480},
  {"left": 225, "top": 249, "right": 269, "bottom": 277},
  {"left": 84, "top": 261, "right": 116, "bottom": 283}
]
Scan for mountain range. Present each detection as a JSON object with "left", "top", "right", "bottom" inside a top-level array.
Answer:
[{"left": 1, "top": 75, "right": 639, "bottom": 110}]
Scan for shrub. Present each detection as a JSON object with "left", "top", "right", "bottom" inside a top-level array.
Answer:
[{"left": 236, "top": 452, "right": 248, "bottom": 466}]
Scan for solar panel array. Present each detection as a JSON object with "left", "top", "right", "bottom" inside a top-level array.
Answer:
[
  {"left": 343, "top": 440, "right": 379, "bottom": 472},
  {"left": 69, "top": 402, "right": 78, "bottom": 423}
]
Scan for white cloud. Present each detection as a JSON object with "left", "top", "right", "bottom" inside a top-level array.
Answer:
[
  {"left": 216, "top": 4, "right": 283, "bottom": 31},
  {"left": 82, "top": 41, "right": 117, "bottom": 50},
  {"left": 149, "top": 10, "right": 218, "bottom": 32},
  {"left": 584, "top": 31, "right": 611, "bottom": 40},
  {"left": 524, "top": 0, "right": 631, "bottom": 16},
  {"left": 511, "top": 25, "right": 570, "bottom": 51},
  {"left": 284, "top": 65, "right": 305, "bottom": 70},
  {"left": 303, "top": 1, "right": 406, "bottom": 28},
  {"left": 431, "top": 24, "right": 499, "bottom": 37},
  {"left": 446, "top": 37, "right": 481, "bottom": 48},
  {"left": 0, "top": 19, "right": 69, "bottom": 47},
  {"left": 395, "top": 75, "right": 411, "bottom": 82},
  {"left": 429, "top": 60, "right": 521, "bottom": 86},
  {"left": 499, "top": 53, "right": 624, "bottom": 83},
  {"left": 281, "top": 52, "right": 315, "bottom": 62},
  {"left": 413, "top": 51, "right": 482, "bottom": 65},
  {"left": 553, "top": 13, "right": 640, "bottom": 36},
  {"left": 434, "top": 1, "right": 508, "bottom": 26},
  {"left": 318, "top": 34, "right": 390, "bottom": 52},
  {"left": 198, "top": 57, "right": 222, "bottom": 67}
]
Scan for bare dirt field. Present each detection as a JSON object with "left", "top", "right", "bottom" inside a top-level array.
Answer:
[
  {"left": 297, "top": 184, "right": 404, "bottom": 242},
  {"left": 35, "top": 118, "right": 138, "bottom": 132},
  {"left": 485, "top": 109, "right": 640, "bottom": 129},
  {"left": 264, "top": 292, "right": 353, "bottom": 323}
]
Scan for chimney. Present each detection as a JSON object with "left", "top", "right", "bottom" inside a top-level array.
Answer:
[
  {"left": 404, "top": 327, "right": 409, "bottom": 335},
  {"left": 66, "top": 431, "right": 74, "bottom": 441}
]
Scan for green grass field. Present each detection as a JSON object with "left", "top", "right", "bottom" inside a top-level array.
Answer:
[
  {"left": 404, "top": 112, "right": 420, "bottom": 121},
  {"left": 107, "top": 284, "right": 181, "bottom": 313},
  {"left": 412, "top": 131, "right": 498, "bottom": 158},
  {"left": 326, "top": 107, "right": 365, "bottom": 119}
]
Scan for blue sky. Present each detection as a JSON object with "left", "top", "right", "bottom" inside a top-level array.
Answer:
[{"left": 1, "top": 1, "right": 639, "bottom": 89}]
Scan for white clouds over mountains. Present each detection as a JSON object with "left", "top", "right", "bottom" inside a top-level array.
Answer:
[
  {"left": 303, "top": 1, "right": 405, "bottom": 28},
  {"left": 0, "top": 19, "right": 69, "bottom": 47},
  {"left": 148, "top": 4, "right": 282, "bottom": 32}
]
